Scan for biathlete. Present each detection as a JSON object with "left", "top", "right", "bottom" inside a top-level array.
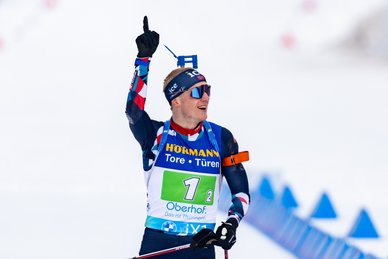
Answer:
[{"left": 126, "top": 16, "right": 250, "bottom": 259}]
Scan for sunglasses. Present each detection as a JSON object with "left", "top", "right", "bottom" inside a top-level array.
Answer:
[{"left": 190, "top": 85, "right": 211, "bottom": 99}]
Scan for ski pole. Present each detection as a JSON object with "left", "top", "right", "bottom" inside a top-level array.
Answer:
[
  {"left": 130, "top": 244, "right": 191, "bottom": 259},
  {"left": 224, "top": 249, "right": 229, "bottom": 259}
]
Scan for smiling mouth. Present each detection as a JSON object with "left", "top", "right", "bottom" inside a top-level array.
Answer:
[{"left": 197, "top": 105, "right": 207, "bottom": 110}]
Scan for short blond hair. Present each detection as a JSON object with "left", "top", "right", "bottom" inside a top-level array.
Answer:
[{"left": 163, "top": 67, "right": 193, "bottom": 91}]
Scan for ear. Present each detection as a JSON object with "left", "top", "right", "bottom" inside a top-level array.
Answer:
[{"left": 171, "top": 97, "right": 181, "bottom": 108}]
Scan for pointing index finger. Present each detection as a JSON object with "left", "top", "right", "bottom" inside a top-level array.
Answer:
[{"left": 143, "top": 16, "right": 150, "bottom": 32}]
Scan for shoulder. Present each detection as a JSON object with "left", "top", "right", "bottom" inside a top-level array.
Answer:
[
  {"left": 152, "top": 120, "right": 164, "bottom": 130},
  {"left": 206, "top": 121, "right": 234, "bottom": 140},
  {"left": 206, "top": 121, "right": 238, "bottom": 157}
]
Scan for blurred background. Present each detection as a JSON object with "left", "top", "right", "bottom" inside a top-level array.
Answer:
[{"left": 1, "top": 0, "right": 388, "bottom": 258}]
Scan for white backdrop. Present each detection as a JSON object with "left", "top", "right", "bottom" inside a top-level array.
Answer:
[{"left": 1, "top": 0, "right": 388, "bottom": 258}]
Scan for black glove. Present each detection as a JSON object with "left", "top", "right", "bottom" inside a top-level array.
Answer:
[
  {"left": 136, "top": 16, "right": 159, "bottom": 57},
  {"left": 215, "top": 219, "right": 238, "bottom": 250},
  {"left": 191, "top": 228, "right": 218, "bottom": 249}
]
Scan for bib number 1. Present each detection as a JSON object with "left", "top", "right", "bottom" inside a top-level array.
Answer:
[{"left": 183, "top": 177, "right": 200, "bottom": 200}]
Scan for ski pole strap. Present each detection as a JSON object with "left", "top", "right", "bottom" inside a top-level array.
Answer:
[
  {"left": 130, "top": 244, "right": 191, "bottom": 259},
  {"left": 222, "top": 151, "right": 250, "bottom": 167}
]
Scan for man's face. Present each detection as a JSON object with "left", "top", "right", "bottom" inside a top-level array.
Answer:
[{"left": 173, "top": 82, "right": 210, "bottom": 126}]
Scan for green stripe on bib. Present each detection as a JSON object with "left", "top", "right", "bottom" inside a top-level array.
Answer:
[{"left": 161, "top": 171, "right": 217, "bottom": 205}]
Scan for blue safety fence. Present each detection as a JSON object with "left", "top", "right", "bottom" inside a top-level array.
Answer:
[{"left": 218, "top": 175, "right": 380, "bottom": 259}]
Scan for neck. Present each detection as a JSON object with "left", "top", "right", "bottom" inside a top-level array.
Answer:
[{"left": 170, "top": 118, "right": 203, "bottom": 136}]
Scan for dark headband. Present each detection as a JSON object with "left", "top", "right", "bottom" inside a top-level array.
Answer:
[{"left": 164, "top": 68, "right": 206, "bottom": 104}]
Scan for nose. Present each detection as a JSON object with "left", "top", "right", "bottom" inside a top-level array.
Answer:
[{"left": 201, "top": 92, "right": 210, "bottom": 101}]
